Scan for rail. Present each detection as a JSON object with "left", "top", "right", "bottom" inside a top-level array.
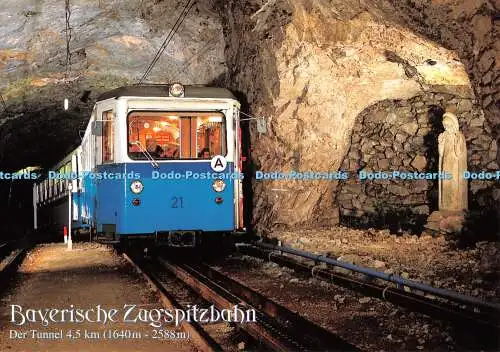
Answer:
[
  {"left": 242, "top": 241, "right": 500, "bottom": 313},
  {"left": 236, "top": 243, "right": 499, "bottom": 333},
  {"left": 123, "top": 252, "right": 221, "bottom": 351},
  {"left": 0, "top": 239, "right": 28, "bottom": 291},
  {"left": 158, "top": 257, "right": 358, "bottom": 351}
]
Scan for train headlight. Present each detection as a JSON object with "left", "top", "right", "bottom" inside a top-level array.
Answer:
[
  {"left": 169, "top": 83, "right": 185, "bottom": 97},
  {"left": 212, "top": 179, "right": 226, "bottom": 192},
  {"left": 130, "top": 180, "right": 144, "bottom": 194}
]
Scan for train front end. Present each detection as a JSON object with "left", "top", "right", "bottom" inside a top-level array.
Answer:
[{"left": 84, "top": 84, "right": 244, "bottom": 247}]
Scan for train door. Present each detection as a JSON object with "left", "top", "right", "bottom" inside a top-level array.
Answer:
[
  {"left": 93, "top": 101, "right": 118, "bottom": 238},
  {"left": 234, "top": 106, "right": 244, "bottom": 231}
]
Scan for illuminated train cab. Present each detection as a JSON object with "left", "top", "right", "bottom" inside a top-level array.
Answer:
[{"left": 34, "top": 84, "right": 245, "bottom": 246}]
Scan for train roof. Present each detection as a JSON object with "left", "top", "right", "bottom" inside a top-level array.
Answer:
[{"left": 97, "top": 84, "right": 237, "bottom": 101}]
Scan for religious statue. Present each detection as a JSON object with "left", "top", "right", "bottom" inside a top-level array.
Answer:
[{"left": 438, "top": 112, "right": 468, "bottom": 211}]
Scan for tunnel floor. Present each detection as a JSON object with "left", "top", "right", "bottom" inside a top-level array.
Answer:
[{"left": 0, "top": 243, "right": 193, "bottom": 352}]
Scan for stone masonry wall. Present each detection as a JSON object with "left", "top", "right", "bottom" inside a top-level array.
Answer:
[{"left": 337, "top": 92, "right": 498, "bottom": 232}]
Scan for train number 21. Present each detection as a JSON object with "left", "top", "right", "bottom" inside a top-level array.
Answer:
[{"left": 171, "top": 196, "right": 184, "bottom": 208}]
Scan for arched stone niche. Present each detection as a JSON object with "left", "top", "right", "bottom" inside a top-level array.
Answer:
[{"left": 337, "top": 92, "right": 498, "bottom": 233}]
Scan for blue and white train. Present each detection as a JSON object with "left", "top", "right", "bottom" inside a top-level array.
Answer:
[{"left": 33, "top": 84, "right": 245, "bottom": 246}]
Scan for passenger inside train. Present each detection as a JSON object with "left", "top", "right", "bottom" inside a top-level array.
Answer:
[
  {"left": 127, "top": 112, "right": 225, "bottom": 160},
  {"left": 145, "top": 137, "right": 164, "bottom": 157}
]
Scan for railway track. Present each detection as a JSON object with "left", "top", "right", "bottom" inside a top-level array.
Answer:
[
  {"left": 0, "top": 240, "right": 28, "bottom": 291},
  {"left": 124, "top": 250, "right": 358, "bottom": 351},
  {"left": 236, "top": 242, "right": 500, "bottom": 338},
  {"left": 123, "top": 252, "right": 222, "bottom": 351},
  {"left": 0, "top": 241, "right": 11, "bottom": 261}
]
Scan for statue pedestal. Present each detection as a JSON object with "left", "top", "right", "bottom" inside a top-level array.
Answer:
[{"left": 425, "top": 210, "right": 466, "bottom": 234}]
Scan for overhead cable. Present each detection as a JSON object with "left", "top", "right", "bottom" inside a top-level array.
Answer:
[
  {"left": 64, "top": 0, "right": 72, "bottom": 77},
  {"left": 137, "top": 0, "right": 195, "bottom": 85}
]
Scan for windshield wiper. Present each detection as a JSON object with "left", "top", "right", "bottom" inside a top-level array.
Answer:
[{"left": 132, "top": 141, "right": 159, "bottom": 169}]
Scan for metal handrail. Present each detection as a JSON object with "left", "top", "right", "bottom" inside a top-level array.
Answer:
[{"left": 239, "top": 241, "right": 500, "bottom": 311}]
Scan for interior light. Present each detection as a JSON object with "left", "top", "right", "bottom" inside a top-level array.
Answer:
[
  {"left": 64, "top": 98, "right": 69, "bottom": 111},
  {"left": 153, "top": 127, "right": 161, "bottom": 132},
  {"left": 208, "top": 116, "right": 223, "bottom": 123},
  {"left": 161, "top": 121, "right": 169, "bottom": 126},
  {"left": 168, "top": 116, "right": 179, "bottom": 120},
  {"left": 144, "top": 122, "right": 150, "bottom": 128}
]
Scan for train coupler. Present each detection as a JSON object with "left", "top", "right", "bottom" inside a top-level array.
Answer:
[{"left": 155, "top": 231, "right": 197, "bottom": 247}]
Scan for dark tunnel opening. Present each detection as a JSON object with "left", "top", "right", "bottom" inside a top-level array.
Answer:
[{"left": 0, "top": 109, "right": 85, "bottom": 172}]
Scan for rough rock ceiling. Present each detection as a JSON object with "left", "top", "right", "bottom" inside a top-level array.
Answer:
[
  {"left": 381, "top": 0, "right": 498, "bottom": 138},
  {"left": 0, "top": 0, "right": 226, "bottom": 170}
]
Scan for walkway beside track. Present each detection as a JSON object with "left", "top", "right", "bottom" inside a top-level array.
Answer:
[{"left": 0, "top": 243, "right": 195, "bottom": 352}]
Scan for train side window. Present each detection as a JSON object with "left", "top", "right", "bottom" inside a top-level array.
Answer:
[
  {"left": 195, "top": 116, "right": 224, "bottom": 159},
  {"left": 64, "top": 163, "right": 70, "bottom": 192},
  {"left": 57, "top": 168, "right": 62, "bottom": 194},
  {"left": 102, "top": 110, "right": 114, "bottom": 163},
  {"left": 76, "top": 152, "right": 81, "bottom": 190}
]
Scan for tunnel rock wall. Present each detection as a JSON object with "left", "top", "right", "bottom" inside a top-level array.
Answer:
[
  {"left": 0, "top": 0, "right": 226, "bottom": 86},
  {"left": 216, "top": 0, "right": 473, "bottom": 232},
  {"left": 378, "top": 0, "right": 499, "bottom": 164},
  {"left": 338, "top": 92, "right": 498, "bottom": 232}
]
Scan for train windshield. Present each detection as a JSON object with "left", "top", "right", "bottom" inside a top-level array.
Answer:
[{"left": 127, "top": 111, "right": 226, "bottom": 160}]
